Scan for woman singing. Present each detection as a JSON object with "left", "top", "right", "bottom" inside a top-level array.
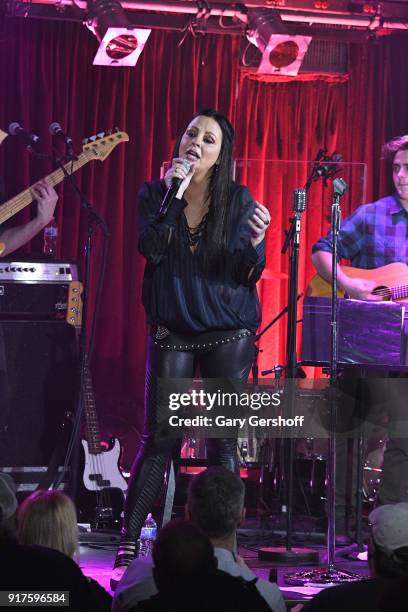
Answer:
[{"left": 112, "top": 109, "right": 270, "bottom": 582}]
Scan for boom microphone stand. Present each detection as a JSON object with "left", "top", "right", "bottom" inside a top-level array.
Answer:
[
  {"left": 258, "top": 188, "right": 318, "bottom": 563},
  {"left": 48, "top": 136, "right": 111, "bottom": 507},
  {"left": 285, "top": 178, "right": 362, "bottom": 585},
  {"left": 258, "top": 154, "right": 346, "bottom": 565}
]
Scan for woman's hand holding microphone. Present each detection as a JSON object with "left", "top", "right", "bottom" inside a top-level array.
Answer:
[{"left": 164, "top": 158, "right": 195, "bottom": 199}]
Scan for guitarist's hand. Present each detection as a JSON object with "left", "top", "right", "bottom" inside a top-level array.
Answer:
[
  {"left": 341, "top": 277, "right": 381, "bottom": 301},
  {"left": 32, "top": 180, "right": 58, "bottom": 226}
]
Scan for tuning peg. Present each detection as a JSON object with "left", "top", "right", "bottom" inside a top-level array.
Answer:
[
  {"left": 89, "top": 135, "right": 97, "bottom": 142},
  {"left": 96, "top": 132, "right": 105, "bottom": 139},
  {"left": 82, "top": 138, "right": 89, "bottom": 144},
  {"left": 113, "top": 126, "right": 119, "bottom": 133}
]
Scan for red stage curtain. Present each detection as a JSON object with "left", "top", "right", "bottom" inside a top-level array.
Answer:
[{"left": 1, "top": 18, "right": 408, "bottom": 466}]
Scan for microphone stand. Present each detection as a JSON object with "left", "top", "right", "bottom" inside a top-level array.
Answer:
[
  {"left": 259, "top": 153, "right": 343, "bottom": 564},
  {"left": 327, "top": 178, "right": 345, "bottom": 572},
  {"left": 285, "top": 178, "right": 361, "bottom": 585},
  {"left": 252, "top": 297, "right": 301, "bottom": 521},
  {"left": 252, "top": 297, "right": 302, "bottom": 385},
  {"left": 258, "top": 188, "right": 319, "bottom": 563},
  {"left": 50, "top": 144, "right": 110, "bottom": 509}
]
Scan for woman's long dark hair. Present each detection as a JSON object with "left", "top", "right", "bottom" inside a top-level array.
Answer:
[{"left": 172, "top": 109, "right": 234, "bottom": 273}]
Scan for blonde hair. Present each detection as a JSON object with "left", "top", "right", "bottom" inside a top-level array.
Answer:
[{"left": 17, "top": 490, "right": 78, "bottom": 559}]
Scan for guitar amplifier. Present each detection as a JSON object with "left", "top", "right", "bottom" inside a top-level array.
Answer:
[{"left": 0, "top": 260, "right": 78, "bottom": 319}]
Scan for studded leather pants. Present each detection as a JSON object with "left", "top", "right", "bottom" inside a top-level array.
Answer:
[{"left": 121, "top": 333, "right": 255, "bottom": 544}]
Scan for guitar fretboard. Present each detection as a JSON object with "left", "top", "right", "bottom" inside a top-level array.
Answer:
[
  {"left": 0, "top": 152, "right": 90, "bottom": 225},
  {"left": 391, "top": 285, "right": 408, "bottom": 300},
  {"left": 84, "top": 369, "right": 103, "bottom": 455}
]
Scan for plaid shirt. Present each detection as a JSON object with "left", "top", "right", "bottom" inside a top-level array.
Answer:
[{"left": 312, "top": 194, "right": 408, "bottom": 269}]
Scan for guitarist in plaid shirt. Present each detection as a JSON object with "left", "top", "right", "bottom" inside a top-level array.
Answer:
[{"left": 312, "top": 134, "right": 408, "bottom": 541}]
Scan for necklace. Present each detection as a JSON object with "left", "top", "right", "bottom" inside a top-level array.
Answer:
[{"left": 184, "top": 212, "right": 209, "bottom": 247}]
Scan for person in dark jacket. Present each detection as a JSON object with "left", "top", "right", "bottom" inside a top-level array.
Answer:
[{"left": 112, "top": 109, "right": 270, "bottom": 584}]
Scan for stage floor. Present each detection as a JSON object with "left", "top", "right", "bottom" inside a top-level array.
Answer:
[{"left": 79, "top": 524, "right": 370, "bottom": 608}]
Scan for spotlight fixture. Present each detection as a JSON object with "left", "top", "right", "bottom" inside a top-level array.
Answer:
[
  {"left": 87, "top": 0, "right": 151, "bottom": 66},
  {"left": 246, "top": 8, "right": 312, "bottom": 76}
]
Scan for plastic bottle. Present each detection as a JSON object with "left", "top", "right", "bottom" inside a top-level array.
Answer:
[
  {"left": 138, "top": 513, "right": 157, "bottom": 557},
  {"left": 43, "top": 219, "right": 58, "bottom": 259}
]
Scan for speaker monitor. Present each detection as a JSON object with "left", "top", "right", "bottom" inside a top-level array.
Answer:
[{"left": 0, "top": 321, "right": 77, "bottom": 467}]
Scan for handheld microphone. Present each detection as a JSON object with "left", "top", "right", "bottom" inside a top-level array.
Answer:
[
  {"left": 159, "top": 159, "right": 192, "bottom": 217},
  {"left": 8, "top": 122, "right": 40, "bottom": 147}
]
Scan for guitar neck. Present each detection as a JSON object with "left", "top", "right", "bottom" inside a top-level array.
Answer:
[
  {"left": 0, "top": 153, "right": 89, "bottom": 225},
  {"left": 65, "top": 282, "right": 103, "bottom": 452},
  {"left": 83, "top": 355, "right": 103, "bottom": 455}
]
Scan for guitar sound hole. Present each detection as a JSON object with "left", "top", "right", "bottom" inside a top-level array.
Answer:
[{"left": 372, "top": 285, "right": 391, "bottom": 300}]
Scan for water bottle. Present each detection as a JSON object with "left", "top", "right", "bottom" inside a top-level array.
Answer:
[
  {"left": 138, "top": 513, "right": 157, "bottom": 557},
  {"left": 43, "top": 219, "right": 58, "bottom": 259}
]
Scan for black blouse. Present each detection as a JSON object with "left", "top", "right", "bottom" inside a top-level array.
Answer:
[{"left": 138, "top": 180, "right": 266, "bottom": 334}]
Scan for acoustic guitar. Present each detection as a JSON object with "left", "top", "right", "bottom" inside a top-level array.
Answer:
[{"left": 307, "top": 262, "right": 408, "bottom": 302}]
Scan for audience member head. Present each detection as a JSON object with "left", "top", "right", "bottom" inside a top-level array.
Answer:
[
  {"left": 0, "top": 472, "right": 18, "bottom": 539},
  {"left": 148, "top": 518, "right": 269, "bottom": 612},
  {"left": 17, "top": 490, "right": 78, "bottom": 558},
  {"left": 187, "top": 466, "right": 245, "bottom": 543},
  {"left": 377, "top": 575, "right": 408, "bottom": 612},
  {"left": 368, "top": 503, "right": 408, "bottom": 579},
  {"left": 152, "top": 519, "right": 216, "bottom": 597}
]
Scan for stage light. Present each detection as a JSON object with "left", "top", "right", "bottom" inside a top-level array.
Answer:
[
  {"left": 92, "top": 27, "right": 151, "bottom": 66},
  {"left": 246, "top": 8, "right": 312, "bottom": 76},
  {"left": 86, "top": 0, "right": 151, "bottom": 66}
]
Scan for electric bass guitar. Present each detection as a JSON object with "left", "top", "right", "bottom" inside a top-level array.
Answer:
[
  {"left": 307, "top": 262, "right": 408, "bottom": 302},
  {"left": 67, "top": 282, "right": 128, "bottom": 529},
  {"left": 0, "top": 130, "right": 129, "bottom": 255}
]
